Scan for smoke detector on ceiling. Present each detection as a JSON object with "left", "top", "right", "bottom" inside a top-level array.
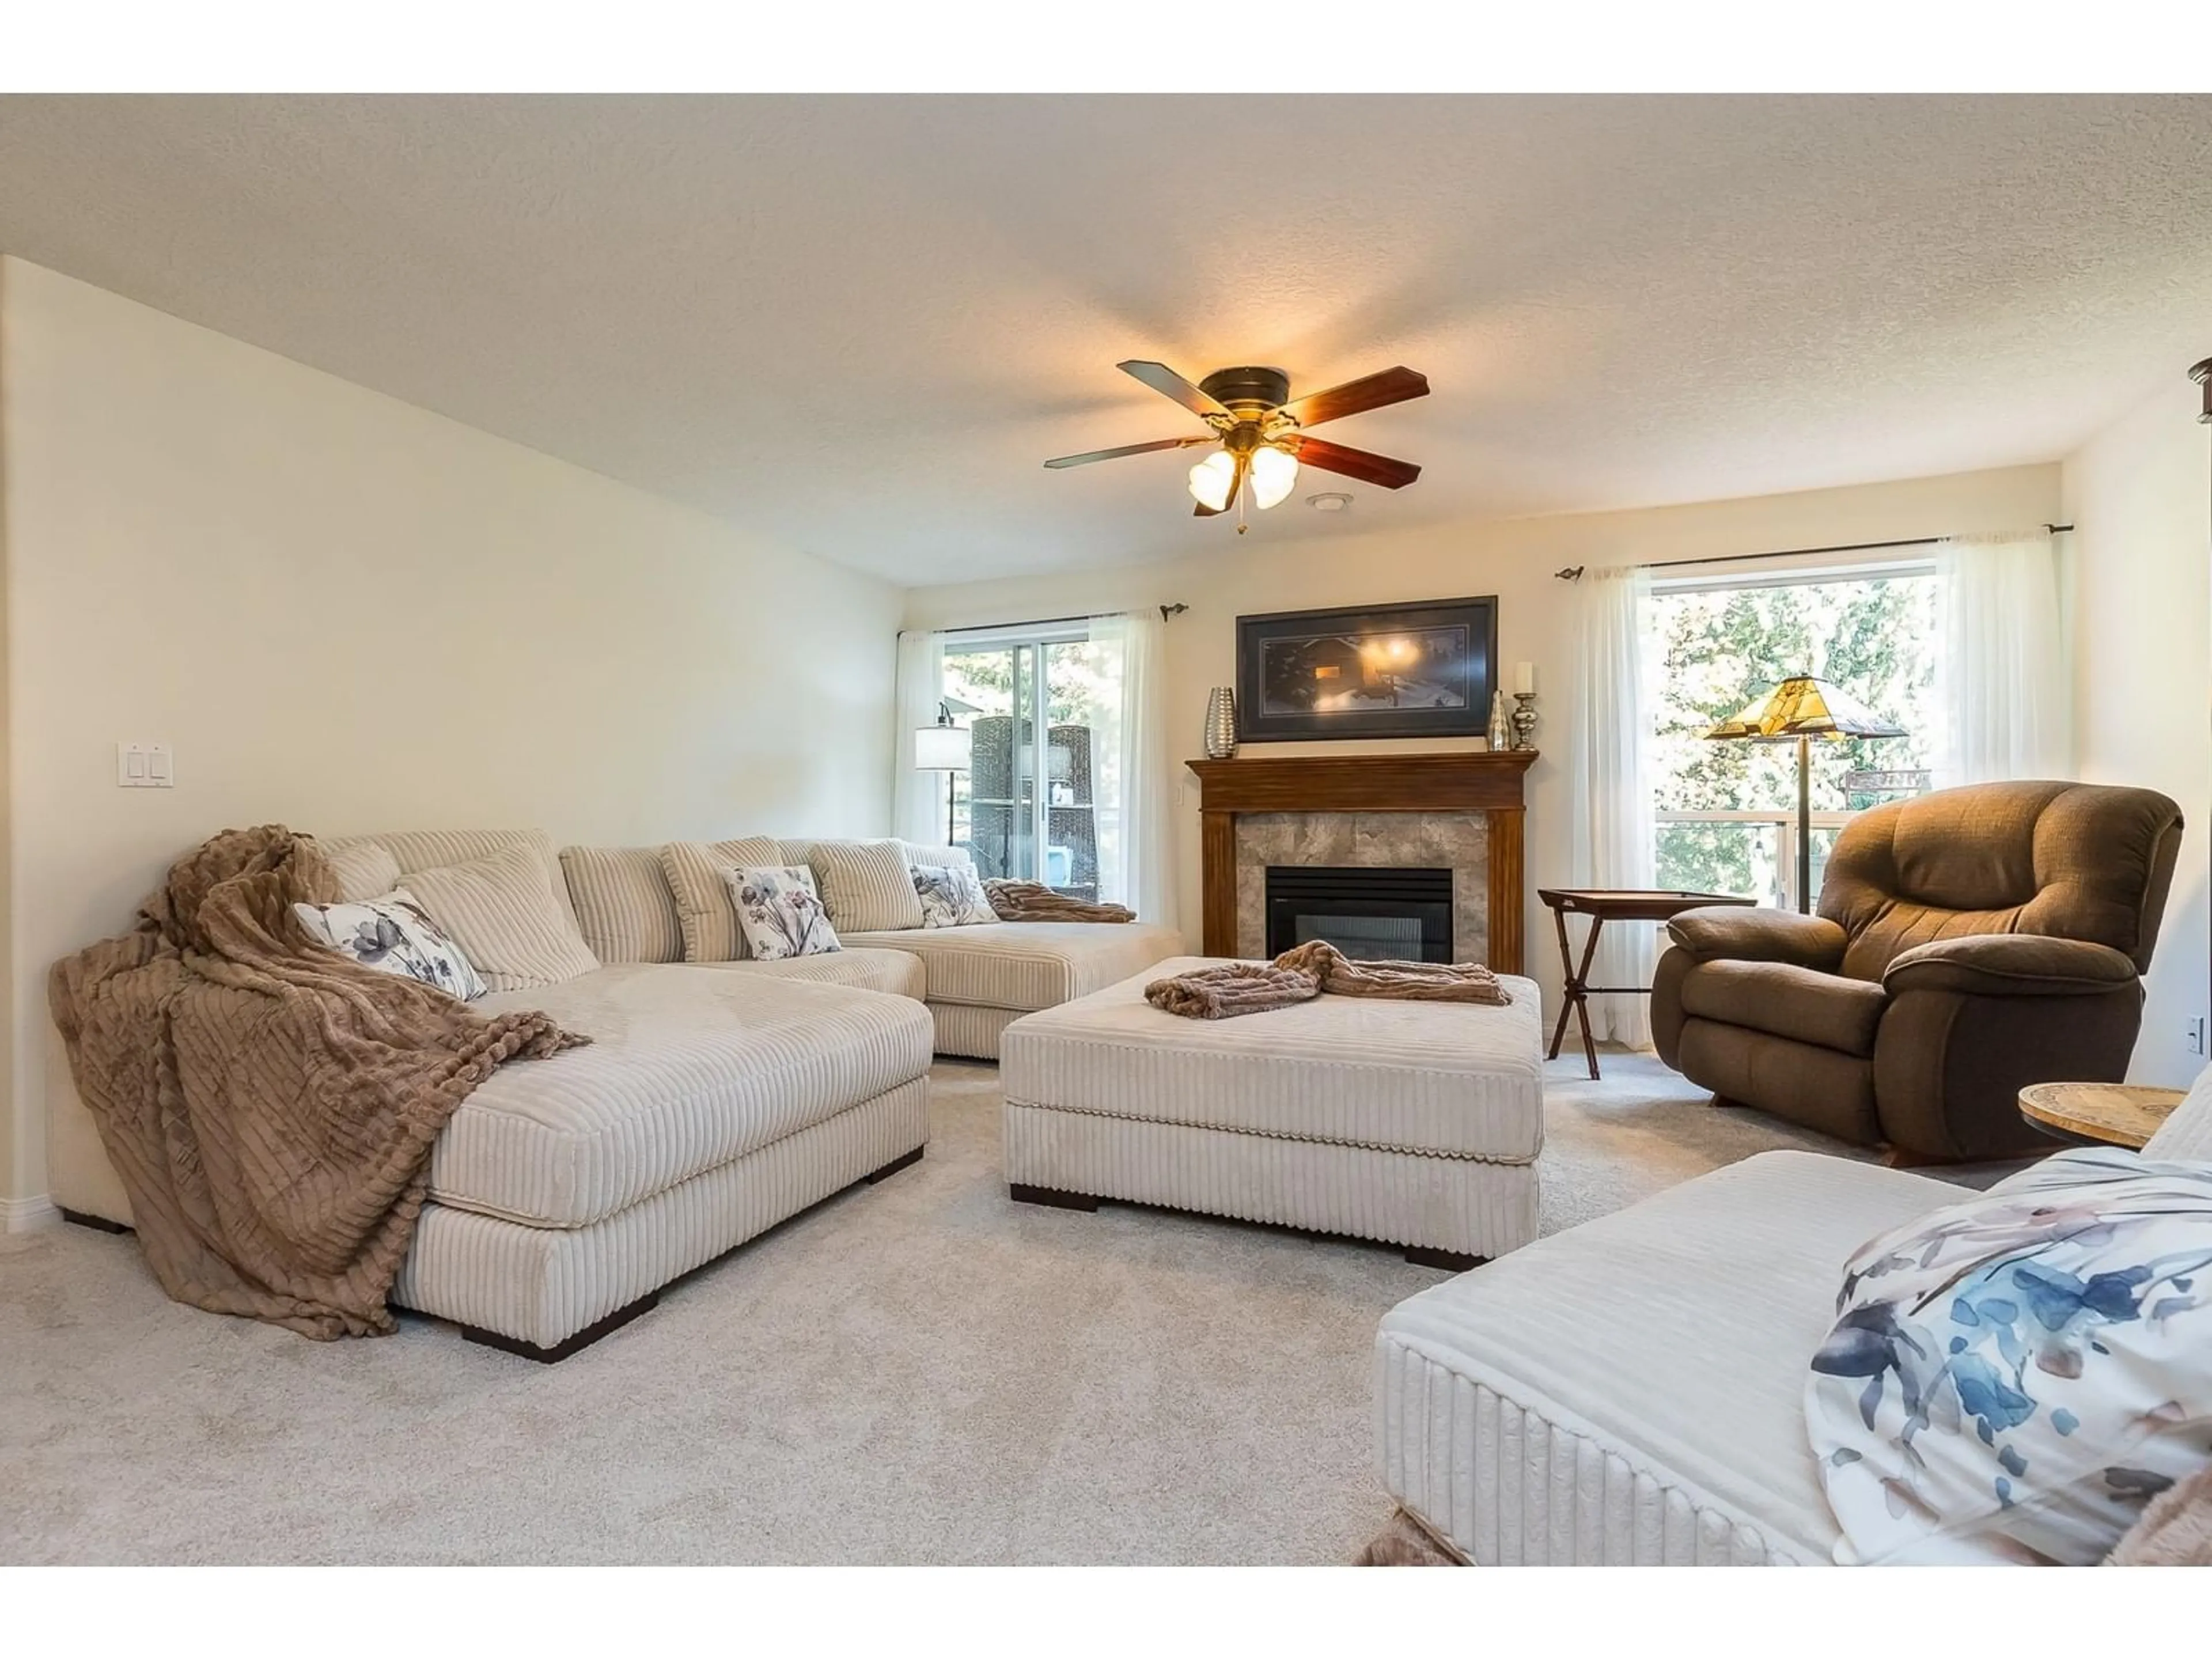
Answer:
[{"left": 1306, "top": 491, "right": 1353, "bottom": 512}]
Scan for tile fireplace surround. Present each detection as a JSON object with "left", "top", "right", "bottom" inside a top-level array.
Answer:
[
  {"left": 1185, "top": 752, "right": 1536, "bottom": 975},
  {"left": 1241, "top": 815, "right": 1485, "bottom": 961}
]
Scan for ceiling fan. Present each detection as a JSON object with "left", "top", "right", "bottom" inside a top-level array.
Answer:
[{"left": 1044, "top": 360, "right": 1429, "bottom": 527}]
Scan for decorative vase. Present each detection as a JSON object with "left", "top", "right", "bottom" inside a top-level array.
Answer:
[
  {"left": 1204, "top": 687, "right": 1238, "bottom": 760},
  {"left": 1487, "top": 689, "right": 1510, "bottom": 752}
]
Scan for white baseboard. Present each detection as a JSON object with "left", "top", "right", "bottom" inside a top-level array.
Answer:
[{"left": 2, "top": 1194, "right": 61, "bottom": 1233}]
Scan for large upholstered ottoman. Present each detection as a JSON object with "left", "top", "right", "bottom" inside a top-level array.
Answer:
[{"left": 998, "top": 956, "right": 1545, "bottom": 1268}]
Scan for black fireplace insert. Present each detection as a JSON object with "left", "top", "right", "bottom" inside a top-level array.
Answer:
[{"left": 1264, "top": 865, "right": 1453, "bottom": 963}]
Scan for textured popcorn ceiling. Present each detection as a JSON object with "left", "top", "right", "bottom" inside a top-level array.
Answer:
[{"left": 1, "top": 95, "right": 2207, "bottom": 584}]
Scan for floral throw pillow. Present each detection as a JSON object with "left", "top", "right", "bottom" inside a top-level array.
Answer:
[
  {"left": 1806, "top": 1147, "right": 2212, "bottom": 1566},
  {"left": 292, "top": 887, "right": 488, "bottom": 1001},
  {"left": 911, "top": 861, "right": 997, "bottom": 928},
  {"left": 724, "top": 865, "right": 841, "bottom": 960}
]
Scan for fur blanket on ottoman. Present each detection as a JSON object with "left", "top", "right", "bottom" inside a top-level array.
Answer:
[{"left": 1146, "top": 940, "right": 1511, "bottom": 1020}]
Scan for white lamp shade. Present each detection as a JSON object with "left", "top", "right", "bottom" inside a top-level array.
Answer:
[
  {"left": 1248, "top": 444, "right": 1298, "bottom": 509},
  {"left": 1187, "top": 450, "right": 1236, "bottom": 511},
  {"left": 914, "top": 724, "right": 972, "bottom": 771}
]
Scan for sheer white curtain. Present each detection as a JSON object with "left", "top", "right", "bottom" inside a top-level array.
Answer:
[
  {"left": 1565, "top": 565, "right": 1658, "bottom": 1048},
  {"left": 1936, "top": 531, "right": 2073, "bottom": 784},
  {"left": 892, "top": 628, "right": 950, "bottom": 846},
  {"left": 1090, "top": 610, "right": 1179, "bottom": 931}
]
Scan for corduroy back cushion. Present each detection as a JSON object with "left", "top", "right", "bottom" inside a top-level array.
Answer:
[
  {"left": 404, "top": 842, "right": 601, "bottom": 992},
  {"left": 560, "top": 845, "right": 685, "bottom": 964},
  {"left": 324, "top": 839, "right": 402, "bottom": 904},
  {"left": 1820, "top": 781, "right": 2184, "bottom": 982},
  {"left": 809, "top": 839, "right": 926, "bottom": 932},
  {"left": 659, "top": 837, "right": 785, "bottom": 961}
]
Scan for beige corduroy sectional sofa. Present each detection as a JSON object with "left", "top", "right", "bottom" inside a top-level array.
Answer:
[{"left": 47, "top": 828, "right": 1183, "bottom": 1359}]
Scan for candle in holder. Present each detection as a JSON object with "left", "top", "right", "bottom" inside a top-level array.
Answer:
[{"left": 1513, "top": 661, "right": 1535, "bottom": 696}]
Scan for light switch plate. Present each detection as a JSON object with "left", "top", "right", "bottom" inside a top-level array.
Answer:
[{"left": 115, "top": 743, "right": 176, "bottom": 787}]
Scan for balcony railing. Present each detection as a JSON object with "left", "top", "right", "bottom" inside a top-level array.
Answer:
[{"left": 1654, "top": 809, "right": 1857, "bottom": 912}]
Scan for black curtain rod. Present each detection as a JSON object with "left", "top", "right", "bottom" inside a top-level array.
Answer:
[
  {"left": 1553, "top": 523, "right": 2074, "bottom": 582},
  {"left": 925, "top": 603, "right": 1188, "bottom": 632}
]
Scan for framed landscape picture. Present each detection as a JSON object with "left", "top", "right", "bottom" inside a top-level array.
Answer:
[{"left": 1234, "top": 595, "right": 1498, "bottom": 743}]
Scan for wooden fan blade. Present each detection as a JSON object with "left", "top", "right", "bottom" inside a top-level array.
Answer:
[
  {"left": 1119, "top": 359, "right": 1232, "bottom": 420},
  {"left": 1044, "top": 435, "right": 1214, "bottom": 469},
  {"left": 1294, "top": 436, "right": 1422, "bottom": 489},
  {"left": 1278, "top": 366, "right": 1429, "bottom": 428}
]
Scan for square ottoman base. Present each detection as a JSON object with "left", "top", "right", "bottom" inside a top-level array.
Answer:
[
  {"left": 1004, "top": 1103, "right": 1532, "bottom": 1265},
  {"left": 1000, "top": 958, "right": 1546, "bottom": 1264}
]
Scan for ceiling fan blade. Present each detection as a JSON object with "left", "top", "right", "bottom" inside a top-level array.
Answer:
[
  {"left": 1278, "top": 366, "right": 1430, "bottom": 428},
  {"left": 1294, "top": 436, "right": 1422, "bottom": 489},
  {"left": 1119, "top": 359, "right": 1232, "bottom": 421},
  {"left": 1044, "top": 435, "right": 1214, "bottom": 469}
]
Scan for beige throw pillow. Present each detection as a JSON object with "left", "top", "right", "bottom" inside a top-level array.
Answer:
[
  {"left": 404, "top": 843, "right": 601, "bottom": 992},
  {"left": 658, "top": 837, "right": 784, "bottom": 961},
  {"left": 560, "top": 845, "right": 685, "bottom": 964},
  {"left": 321, "top": 839, "right": 403, "bottom": 904},
  {"left": 809, "top": 838, "right": 926, "bottom": 932},
  {"left": 899, "top": 840, "right": 975, "bottom": 872}
]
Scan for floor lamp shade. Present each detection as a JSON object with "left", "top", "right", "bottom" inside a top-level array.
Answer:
[
  {"left": 914, "top": 724, "right": 973, "bottom": 772},
  {"left": 1703, "top": 676, "right": 1906, "bottom": 745},
  {"left": 1703, "top": 675, "right": 1906, "bottom": 913}
]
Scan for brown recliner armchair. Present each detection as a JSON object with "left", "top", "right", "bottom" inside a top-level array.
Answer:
[{"left": 1652, "top": 781, "right": 2183, "bottom": 1162}]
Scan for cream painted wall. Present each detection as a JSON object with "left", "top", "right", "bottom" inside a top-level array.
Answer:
[
  {"left": 904, "top": 463, "right": 2064, "bottom": 1023},
  {"left": 2064, "top": 376, "right": 2212, "bottom": 1088},
  {"left": 0, "top": 258, "right": 903, "bottom": 1205}
]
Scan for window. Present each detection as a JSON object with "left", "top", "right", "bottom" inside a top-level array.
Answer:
[
  {"left": 938, "top": 623, "right": 1118, "bottom": 897},
  {"left": 1643, "top": 565, "right": 1938, "bottom": 909}
]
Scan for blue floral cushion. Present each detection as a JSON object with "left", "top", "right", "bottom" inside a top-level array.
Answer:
[
  {"left": 292, "top": 887, "right": 488, "bottom": 1001},
  {"left": 911, "top": 861, "right": 996, "bottom": 928},
  {"left": 724, "top": 865, "right": 841, "bottom": 960},
  {"left": 1807, "top": 1147, "right": 2212, "bottom": 1565}
]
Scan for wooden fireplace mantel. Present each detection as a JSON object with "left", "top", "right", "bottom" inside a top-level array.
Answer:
[{"left": 1187, "top": 751, "right": 1536, "bottom": 973}]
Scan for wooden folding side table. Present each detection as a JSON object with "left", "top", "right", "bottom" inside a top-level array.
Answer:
[{"left": 1537, "top": 888, "right": 1754, "bottom": 1078}]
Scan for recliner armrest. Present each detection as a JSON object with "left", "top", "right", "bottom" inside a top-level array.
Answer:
[
  {"left": 1882, "top": 934, "right": 2140, "bottom": 999},
  {"left": 1664, "top": 906, "right": 1848, "bottom": 971}
]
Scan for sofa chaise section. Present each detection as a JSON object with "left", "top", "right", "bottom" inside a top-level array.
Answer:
[
  {"left": 397, "top": 964, "right": 933, "bottom": 1354},
  {"left": 1375, "top": 1151, "right": 1952, "bottom": 1564}
]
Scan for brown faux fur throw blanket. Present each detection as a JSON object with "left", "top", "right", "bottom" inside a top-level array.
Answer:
[
  {"left": 1144, "top": 960, "right": 1322, "bottom": 1020},
  {"left": 1146, "top": 939, "right": 1512, "bottom": 1020},
  {"left": 983, "top": 878, "right": 1134, "bottom": 923},
  {"left": 1353, "top": 1508, "right": 1468, "bottom": 1566},
  {"left": 2107, "top": 1465, "right": 2212, "bottom": 1565},
  {"left": 48, "top": 825, "right": 586, "bottom": 1339}
]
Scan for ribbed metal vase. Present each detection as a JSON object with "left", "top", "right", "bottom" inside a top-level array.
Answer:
[{"left": 1203, "top": 687, "right": 1238, "bottom": 760}]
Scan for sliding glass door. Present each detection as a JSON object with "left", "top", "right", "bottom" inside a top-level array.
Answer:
[{"left": 940, "top": 626, "right": 1111, "bottom": 896}]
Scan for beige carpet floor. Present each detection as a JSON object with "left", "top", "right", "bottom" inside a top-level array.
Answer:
[{"left": 2, "top": 1053, "right": 1876, "bottom": 1565}]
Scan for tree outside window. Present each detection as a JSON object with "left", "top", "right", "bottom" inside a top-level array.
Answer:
[{"left": 1645, "top": 571, "right": 1936, "bottom": 906}]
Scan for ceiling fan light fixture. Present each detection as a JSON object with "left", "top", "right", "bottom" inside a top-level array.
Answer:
[
  {"left": 1051, "top": 359, "right": 1427, "bottom": 519},
  {"left": 1187, "top": 449, "right": 1237, "bottom": 512},
  {"left": 1248, "top": 444, "right": 1298, "bottom": 509}
]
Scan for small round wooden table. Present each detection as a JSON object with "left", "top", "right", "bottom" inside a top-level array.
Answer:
[{"left": 2017, "top": 1082, "right": 2184, "bottom": 1150}]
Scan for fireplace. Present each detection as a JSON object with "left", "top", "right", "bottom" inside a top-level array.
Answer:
[
  {"left": 1187, "top": 752, "right": 1535, "bottom": 974},
  {"left": 1266, "top": 865, "right": 1455, "bottom": 963}
]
